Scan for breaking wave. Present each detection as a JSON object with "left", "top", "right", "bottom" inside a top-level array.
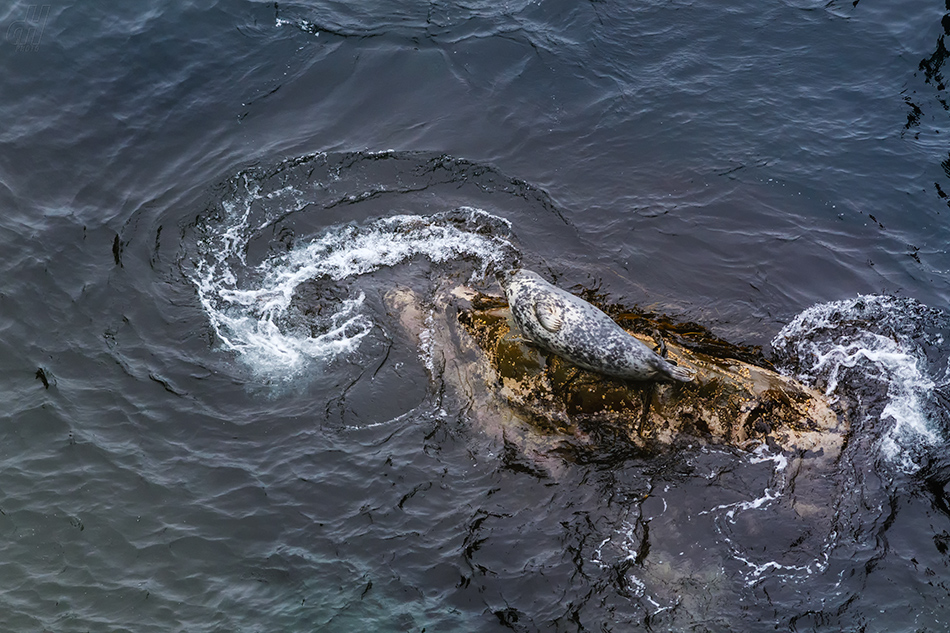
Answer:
[{"left": 772, "top": 295, "right": 950, "bottom": 472}]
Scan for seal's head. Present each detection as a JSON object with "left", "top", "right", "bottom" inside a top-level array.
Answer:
[{"left": 494, "top": 268, "right": 521, "bottom": 292}]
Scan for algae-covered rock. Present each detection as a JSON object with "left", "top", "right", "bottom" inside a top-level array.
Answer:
[{"left": 386, "top": 284, "right": 847, "bottom": 469}]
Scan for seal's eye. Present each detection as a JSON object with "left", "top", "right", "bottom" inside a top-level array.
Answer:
[{"left": 495, "top": 269, "right": 517, "bottom": 287}]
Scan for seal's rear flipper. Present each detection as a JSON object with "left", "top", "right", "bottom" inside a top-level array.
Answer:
[{"left": 664, "top": 363, "right": 696, "bottom": 383}]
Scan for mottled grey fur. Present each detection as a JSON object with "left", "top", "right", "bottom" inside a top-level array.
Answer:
[{"left": 498, "top": 269, "right": 694, "bottom": 383}]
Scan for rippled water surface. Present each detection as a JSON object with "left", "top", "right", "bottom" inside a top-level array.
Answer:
[{"left": 3, "top": 1, "right": 950, "bottom": 631}]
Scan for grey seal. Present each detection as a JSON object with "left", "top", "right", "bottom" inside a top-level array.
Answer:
[{"left": 498, "top": 269, "right": 695, "bottom": 383}]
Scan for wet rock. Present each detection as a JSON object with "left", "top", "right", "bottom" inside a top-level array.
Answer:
[
  {"left": 466, "top": 292, "right": 843, "bottom": 453},
  {"left": 385, "top": 284, "right": 847, "bottom": 470}
]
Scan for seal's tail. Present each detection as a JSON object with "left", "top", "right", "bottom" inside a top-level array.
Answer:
[{"left": 664, "top": 362, "right": 696, "bottom": 383}]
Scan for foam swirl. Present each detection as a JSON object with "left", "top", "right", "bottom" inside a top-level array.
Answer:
[{"left": 188, "top": 172, "right": 516, "bottom": 376}]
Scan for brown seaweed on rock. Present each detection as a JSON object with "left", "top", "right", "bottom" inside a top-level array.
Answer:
[{"left": 385, "top": 284, "right": 848, "bottom": 474}]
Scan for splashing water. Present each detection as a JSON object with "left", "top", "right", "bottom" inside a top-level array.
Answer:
[
  {"left": 187, "top": 172, "right": 517, "bottom": 376},
  {"left": 772, "top": 295, "right": 949, "bottom": 473}
]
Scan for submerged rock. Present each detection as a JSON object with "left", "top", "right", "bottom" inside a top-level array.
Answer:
[
  {"left": 385, "top": 283, "right": 847, "bottom": 471},
  {"left": 386, "top": 280, "right": 849, "bottom": 613}
]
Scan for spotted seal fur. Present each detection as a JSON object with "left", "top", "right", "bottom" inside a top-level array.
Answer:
[{"left": 498, "top": 269, "right": 695, "bottom": 382}]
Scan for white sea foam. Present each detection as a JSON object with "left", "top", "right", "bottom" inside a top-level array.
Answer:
[
  {"left": 592, "top": 517, "right": 641, "bottom": 570},
  {"left": 772, "top": 295, "right": 942, "bottom": 473},
  {"left": 190, "top": 183, "right": 515, "bottom": 377}
]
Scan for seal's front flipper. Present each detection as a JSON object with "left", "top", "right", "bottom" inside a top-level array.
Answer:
[
  {"left": 649, "top": 326, "right": 668, "bottom": 357},
  {"left": 534, "top": 300, "right": 563, "bottom": 332}
]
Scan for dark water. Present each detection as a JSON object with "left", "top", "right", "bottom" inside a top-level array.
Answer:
[{"left": 4, "top": 0, "right": 950, "bottom": 630}]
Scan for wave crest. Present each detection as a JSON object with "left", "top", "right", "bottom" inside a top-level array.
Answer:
[{"left": 772, "top": 295, "right": 949, "bottom": 472}]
